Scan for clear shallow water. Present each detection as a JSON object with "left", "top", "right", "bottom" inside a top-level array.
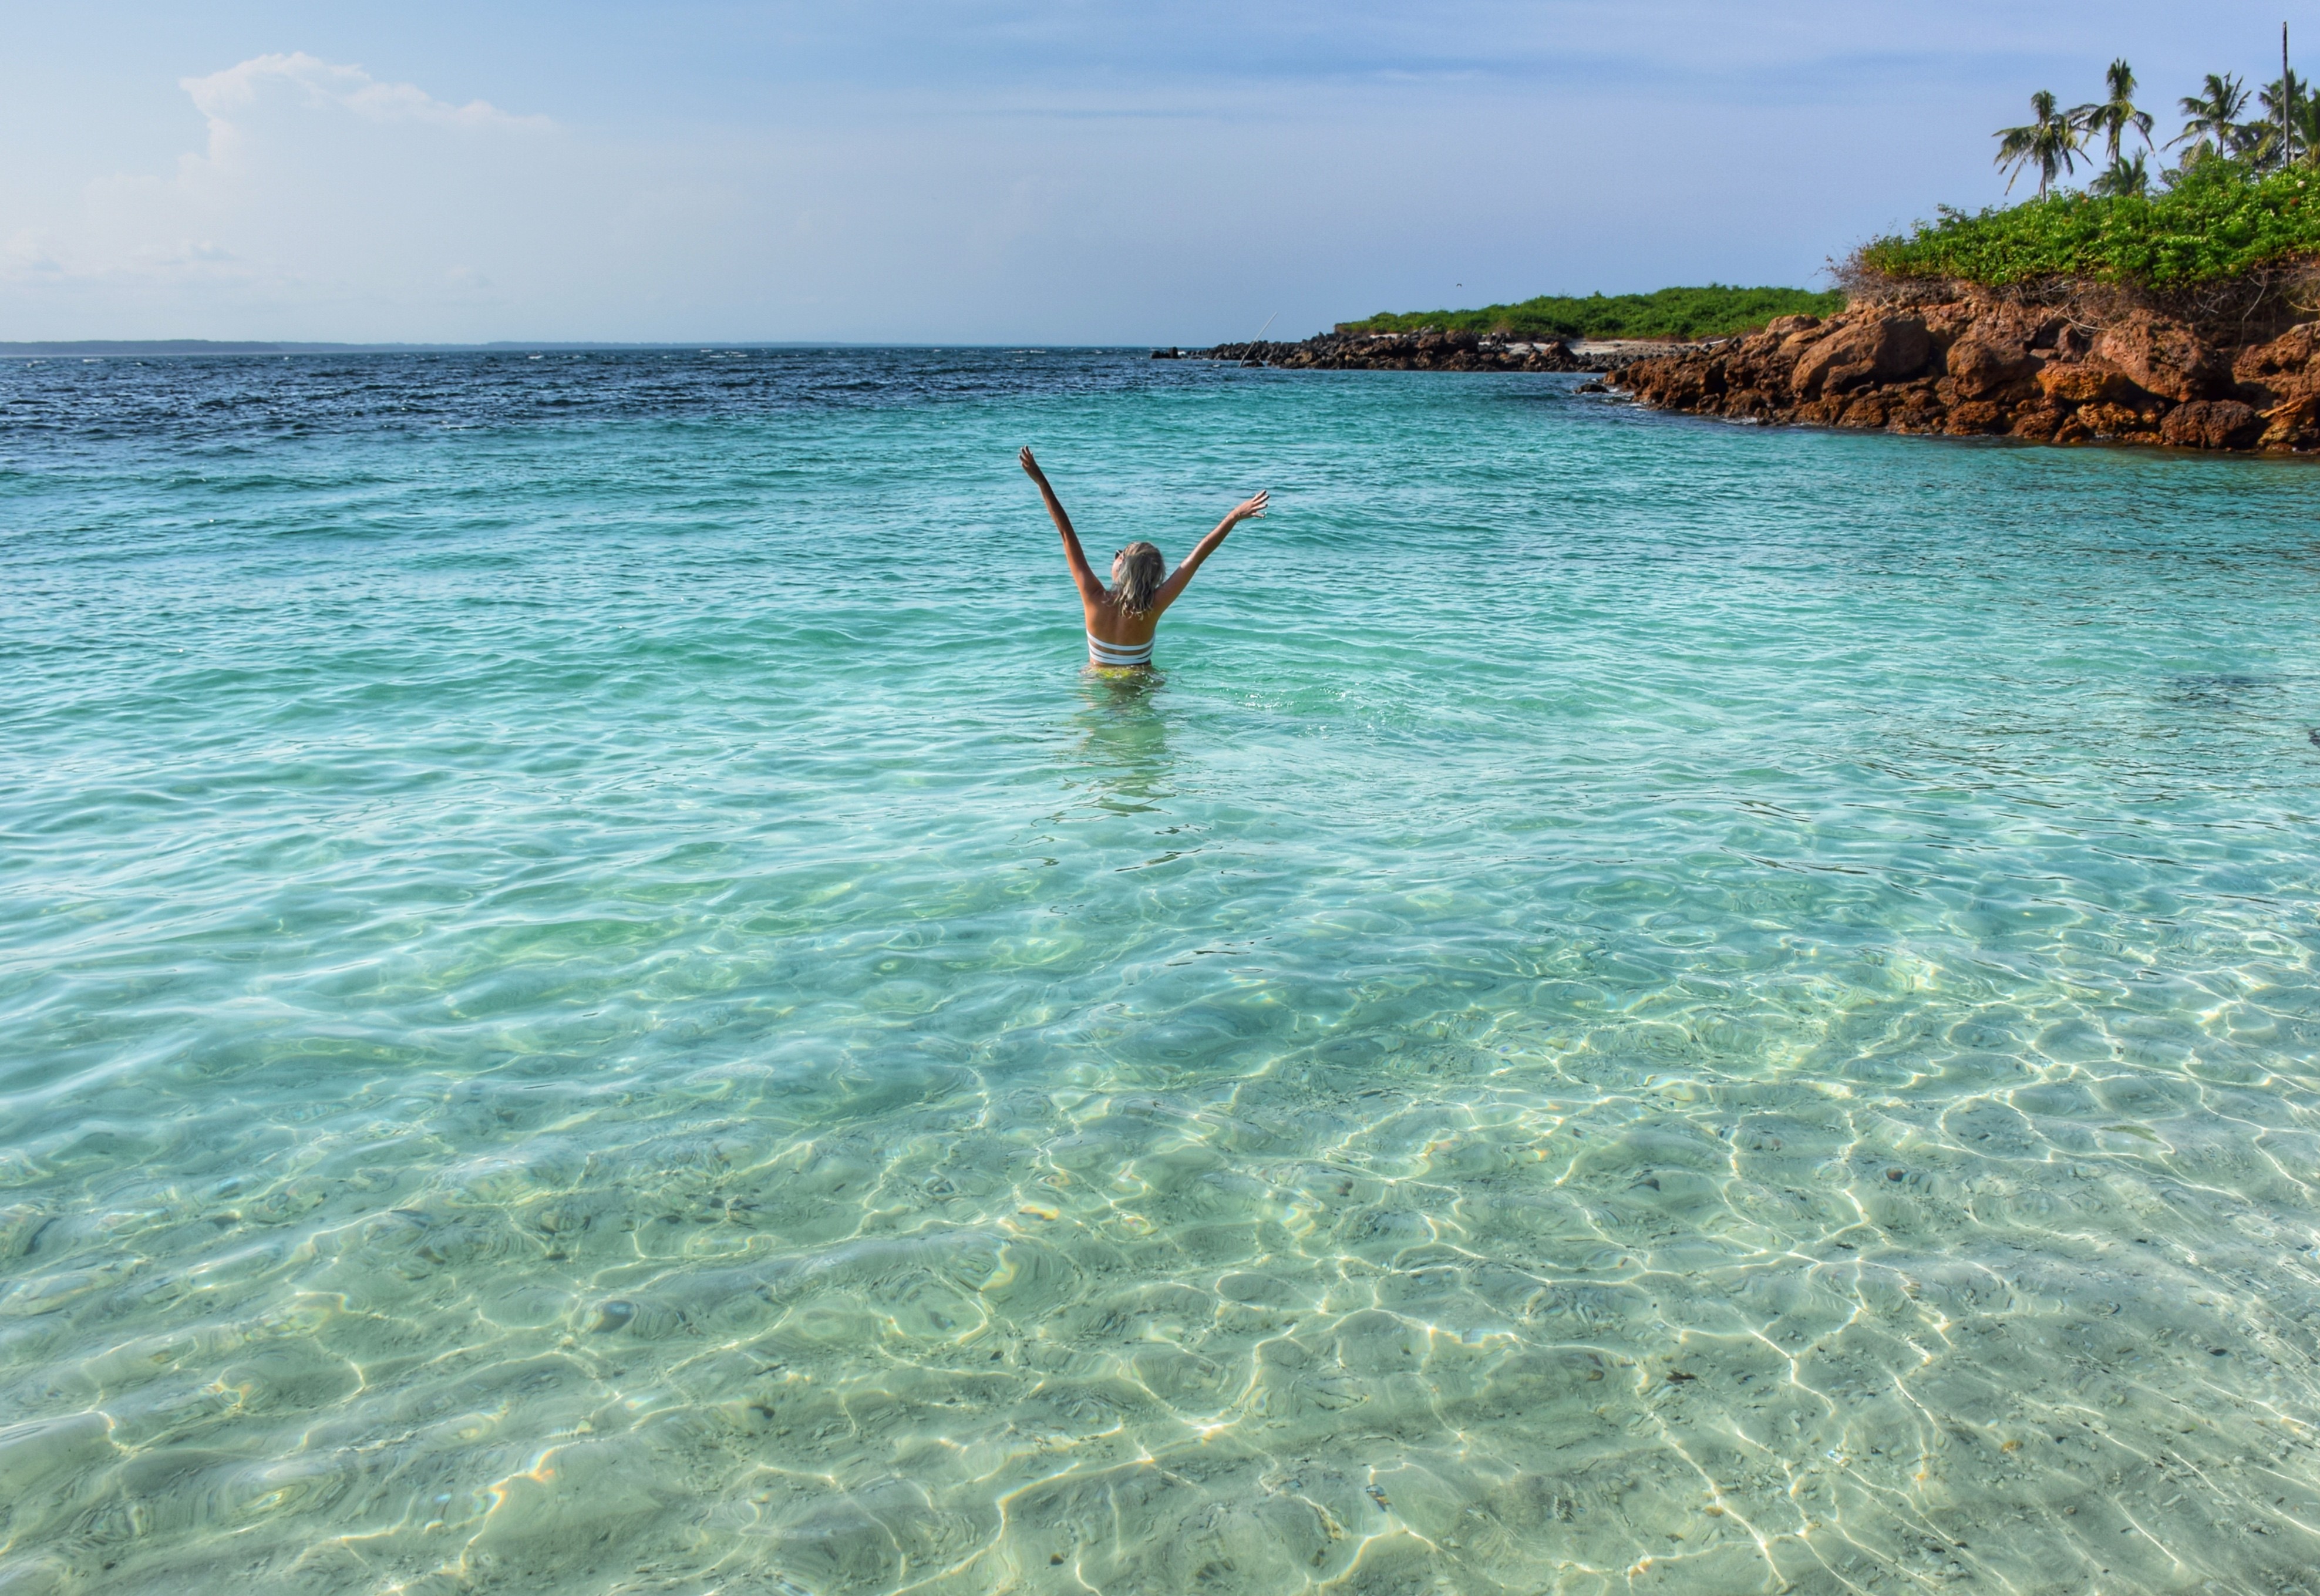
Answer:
[{"left": 4, "top": 348, "right": 2320, "bottom": 1595}]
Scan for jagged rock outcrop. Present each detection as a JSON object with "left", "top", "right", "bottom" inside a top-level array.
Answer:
[
  {"left": 1188, "top": 329, "right": 1638, "bottom": 373},
  {"left": 1613, "top": 291, "right": 2320, "bottom": 452}
]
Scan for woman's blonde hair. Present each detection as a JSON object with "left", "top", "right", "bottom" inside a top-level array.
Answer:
[{"left": 1110, "top": 541, "right": 1166, "bottom": 615}]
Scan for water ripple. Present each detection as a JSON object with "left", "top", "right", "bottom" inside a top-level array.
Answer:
[{"left": 2, "top": 351, "right": 2319, "bottom": 1592}]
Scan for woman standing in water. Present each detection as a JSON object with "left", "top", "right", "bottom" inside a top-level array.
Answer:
[{"left": 1019, "top": 447, "right": 1267, "bottom": 669}]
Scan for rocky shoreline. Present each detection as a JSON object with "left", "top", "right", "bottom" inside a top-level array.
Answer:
[
  {"left": 1609, "top": 287, "right": 2320, "bottom": 452},
  {"left": 1158, "top": 329, "right": 1690, "bottom": 375},
  {"left": 1157, "top": 289, "right": 2320, "bottom": 454}
]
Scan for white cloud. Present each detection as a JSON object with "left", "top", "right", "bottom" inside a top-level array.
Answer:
[
  {"left": 0, "top": 53, "right": 561, "bottom": 324},
  {"left": 180, "top": 52, "right": 550, "bottom": 137},
  {"left": 164, "top": 52, "right": 551, "bottom": 192}
]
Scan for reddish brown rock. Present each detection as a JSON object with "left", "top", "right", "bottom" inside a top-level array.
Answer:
[
  {"left": 1786, "top": 336, "right": 1860, "bottom": 399},
  {"left": 2036, "top": 364, "right": 2136, "bottom": 405},
  {"left": 1946, "top": 333, "right": 2038, "bottom": 399},
  {"left": 2009, "top": 404, "right": 2067, "bottom": 441},
  {"left": 1889, "top": 384, "right": 1948, "bottom": 432},
  {"left": 1598, "top": 286, "right": 2315, "bottom": 452},
  {"left": 2159, "top": 399, "right": 2264, "bottom": 449},
  {"left": 1657, "top": 362, "right": 1726, "bottom": 407},
  {"left": 1790, "top": 313, "right": 1931, "bottom": 399},
  {"left": 1877, "top": 317, "right": 1935, "bottom": 377},
  {"left": 2234, "top": 324, "right": 2320, "bottom": 404},
  {"left": 1837, "top": 394, "right": 1890, "bottom": 429},
  {"left": 1945, "top": 399, "right": 2009, "bottom": 435},
  {"left": 1779, "top": 326, "right": 1833, "bottom": 362},
  {"left": 2260, "top": 392, "right": 2320, "bottom": 447},
  {"left": 2094, "top": 311, "right": 2224, "bottom": 402},
  {"left": 2077, "top": 401, "right": 2156, "bottom": 439}
]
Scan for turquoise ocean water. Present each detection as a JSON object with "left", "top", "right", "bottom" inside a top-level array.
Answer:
[{"left": 4, "top": 349, "right": 2320, "bottom": 1594}]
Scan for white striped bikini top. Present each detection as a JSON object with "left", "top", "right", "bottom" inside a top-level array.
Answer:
[{"left": 1086, "top": 631, "right": 1154, "bottom": 667}]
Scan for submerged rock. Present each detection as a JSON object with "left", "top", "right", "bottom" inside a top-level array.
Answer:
[{"left": 1612, "top": 285, "right": 2320, "bottom": 453}]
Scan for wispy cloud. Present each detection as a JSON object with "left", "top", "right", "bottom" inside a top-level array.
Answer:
[
  {"left": 0, "top": 52, "right": 557, "bottom": 314},
  {"left": 180, "top": 52, "right": 551, "bottom": 137},
  {"left": 2, "top": 5, "right": 2299, "bottom": 342}
]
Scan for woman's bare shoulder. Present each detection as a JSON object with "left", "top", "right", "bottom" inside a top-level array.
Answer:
[{"left": 1082, "top": 596, "right": 1157, "bottom": 644}]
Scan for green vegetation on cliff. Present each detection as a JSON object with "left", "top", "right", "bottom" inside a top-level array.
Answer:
[
  {"left": 1866, "top": 46, "right": 2320, "bottom": 288},
  {"left": 1858, "top": 163, "right": 2320, "bottom": 287},
  {"left": 1338, "top": 285, "right": 1847, "bottom": 342}
]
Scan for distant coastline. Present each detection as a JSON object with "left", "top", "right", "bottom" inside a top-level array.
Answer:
[
  {"left": 1335, "top": 284, "right": 1844, "bottom": 343},
  {"left": 1166, "top": 329, "right": 1699, "bottom": 374},
  {"left": 0, "top": 340, "right": 908, "bottom": 358},
  {"left": 1161, "top": 284, "right": 1819, "bottom": 375},
  {"left": 0, "top": 339, "right": 655, "bottom": 356}
]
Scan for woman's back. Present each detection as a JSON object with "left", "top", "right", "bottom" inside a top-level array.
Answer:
[{"left": 1018, "top": 447, "right": 1266, "bottom": 669}]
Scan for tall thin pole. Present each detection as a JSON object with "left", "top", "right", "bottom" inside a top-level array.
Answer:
[{"left": 2285, "top": 22, "right": 2294, "bottom": 167}]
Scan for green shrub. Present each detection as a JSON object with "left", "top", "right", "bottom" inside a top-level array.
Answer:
[
  {"left": 1338, "top": 284, "right": 1847, "bottom": 341},
  {"left": 1857, "top": 161, "right": 2320, "bottom": 286}
]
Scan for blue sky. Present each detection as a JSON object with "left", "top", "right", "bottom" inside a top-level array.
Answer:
[{"left": 0, "top": 3, "right": 2308, "bottom": 342}]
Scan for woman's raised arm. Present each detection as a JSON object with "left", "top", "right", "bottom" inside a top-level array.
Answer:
[
  {"left": 1020, "top": 447, "right": 1106, "bottom": 605},
  {"left": 1151, "top": 489, "right": 1267, "bottom": 614}
]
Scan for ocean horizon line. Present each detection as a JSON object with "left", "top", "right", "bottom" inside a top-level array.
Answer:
[{"left": 0, "top": 338, "right": 1182, "bottom": 357}]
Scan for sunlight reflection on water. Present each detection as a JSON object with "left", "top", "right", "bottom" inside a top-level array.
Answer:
[{"left": 2, "top": 349, "right": 2319, "bottom": 1594}]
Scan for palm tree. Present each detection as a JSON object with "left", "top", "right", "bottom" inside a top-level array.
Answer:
[
  {"left": 1995, "top": 90, "right": 2083, "bottom": 197},
  {"left": 2255, "top": 70, "right": 2320, "bottom": 167},
  {"left": 2173, "top": 72, "right": 2252, "bottom": 157},
  {"left": 2296, "top": 87, "right": 2320, "bottom": 164},
  {"left": 2073, "top": 58, "right": 2154, "bottom": 165},
  {"left": 2089, "top": 150, "right": 2149, "bottom": 196},
  {"left": 2258, "top": 69, "right": 2310, "bottom": 167}
]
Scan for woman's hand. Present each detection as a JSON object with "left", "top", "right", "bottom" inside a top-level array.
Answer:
[
  {"left": 1019, "top": 446, "right": 1047, "bottom": 482},
  {"left": 1151, "top": 487, "right": 1267, "bottom": 612}
]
